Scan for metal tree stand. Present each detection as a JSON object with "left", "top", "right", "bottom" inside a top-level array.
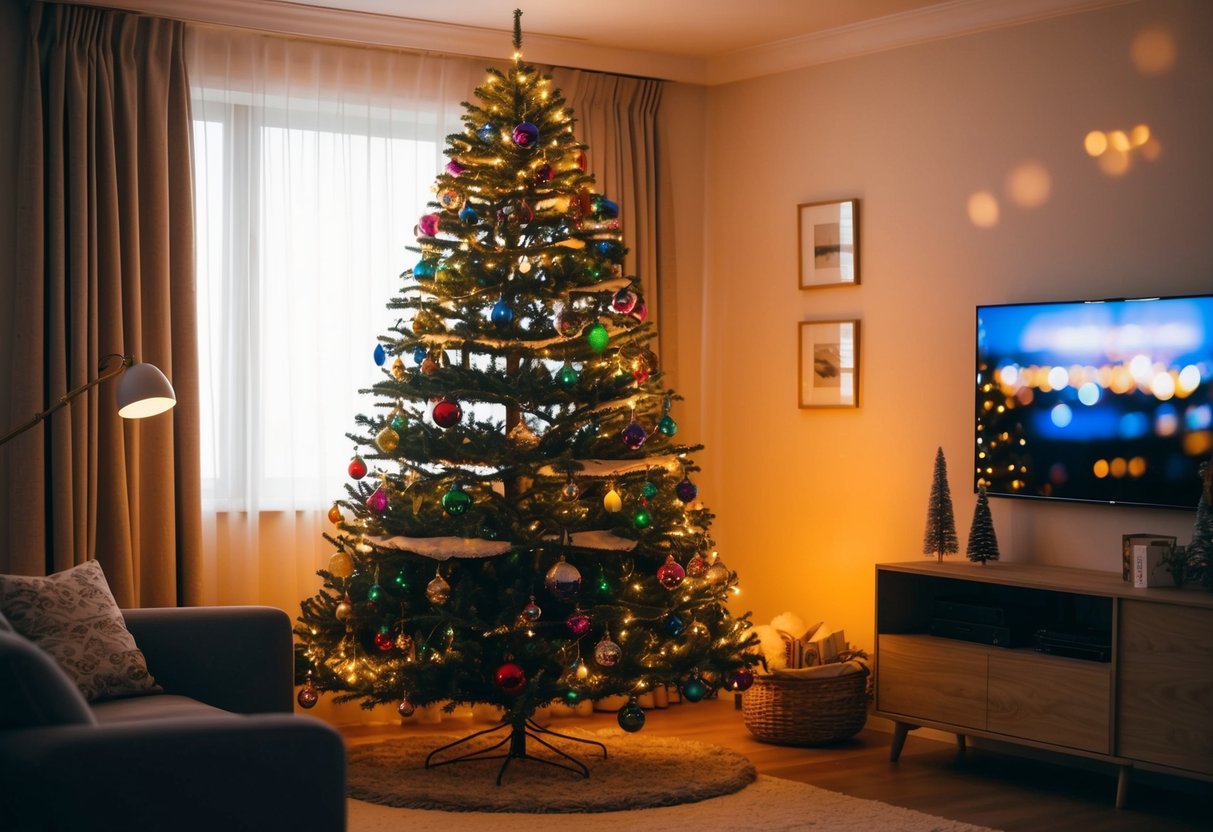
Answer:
[{"left": 425, "top": 716, "right": 608, "bottom": 785}]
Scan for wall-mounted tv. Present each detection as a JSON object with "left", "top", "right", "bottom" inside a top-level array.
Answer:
[{"left": 976, "top": 295, "right": 1213, "bottom": 509}]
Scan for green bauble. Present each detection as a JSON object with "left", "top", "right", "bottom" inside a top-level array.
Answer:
[
  {"left": 617, "top": 699, "right": 646, "bottom": 732},
  {"left": 632, "top": 509, "right": 652, "bottom": 529},
  {"left": 442, "top": 485, "right": 472, "bottom": 515},
  {"left": 658, "top": 415, "right": 677, "bottom": 436},
  {"left": 586, "top": 322, "right": 609, "bottom": 353},
  {"left": 557, "top": 362, "right": 579, "bottom": 388},
  {"left": 642, "top": 481, "right": 658, "bottom": 499}
]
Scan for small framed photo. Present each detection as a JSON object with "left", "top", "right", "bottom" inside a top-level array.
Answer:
[
  {"left": 799, "top": 320, "right": 860, "bottom": 409},
  {"left": 798, "top": 199, "right": 859, "bottom": 288}
]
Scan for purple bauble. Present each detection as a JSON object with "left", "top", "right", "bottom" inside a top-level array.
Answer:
[
  {"left": 621, "top": 421, "right": 648, "bottom": 450},
  {"left": 512, "top": 121, "right": 540, "bottom": 148},
  {"left": 367, "top": 485, "right": 388, "bottom": 514},
  {"left": 726, "top": 668, "right": 755, "bottom": 692},
  {"left": 676, "top": 477, "right": 698, "bottom": 503},
  {"left": 445, "top": 159, "right": 466, "bottom": 176},
  {"left": 418, "top": 213, "right": 440, "bottom": 237},
  {"left": 566, "top": 610, "right": 592, "bottom": 637}
]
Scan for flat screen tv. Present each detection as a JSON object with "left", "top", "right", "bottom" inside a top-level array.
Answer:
[{"left": 976, "top": 295, "right": 1213, "bottom": 509}]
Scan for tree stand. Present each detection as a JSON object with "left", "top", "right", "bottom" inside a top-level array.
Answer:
[{"left": 425, "top": 716, "right": 608, "bottom": 785}]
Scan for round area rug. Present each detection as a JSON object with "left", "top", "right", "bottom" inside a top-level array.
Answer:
[{"left": 347, "top": 727, "right": 756, "bottom": 812}]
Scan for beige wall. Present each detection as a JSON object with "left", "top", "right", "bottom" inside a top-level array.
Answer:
[
  {"left": 0, "top": 0, "right": 25, "bottom": 406},
  {"left": 701, "top": 0, "right": 1213, "bottom": 650}
]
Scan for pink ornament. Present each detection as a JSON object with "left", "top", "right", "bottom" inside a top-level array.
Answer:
[
  {"left": 631, "top": 298, "right": 648, "bottom": 322},
  {"left": 445, "top": 160, "right": 466, "bottom": 176},
  {"left": 566, "top": 610, "right": 592, "bottom": 637},
  {"left": 367, "top": 485, "right": 389, "bottom": 513},
  {"left": 418, "top": 213, "right": 440, "bottom": 237},
  {"left": 612, "top": 288, "right": 638, "bottom": 314},
  {"left": 656, "top": 555, "right": 686, "bottom": 590}
]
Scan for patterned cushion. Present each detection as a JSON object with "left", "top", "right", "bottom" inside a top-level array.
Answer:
[{"left": 0, "top": 560, "right": 160, "bottom": 701}]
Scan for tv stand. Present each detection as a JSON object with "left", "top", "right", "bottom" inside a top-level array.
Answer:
[{"left": 875, "top": 561, "right": 1213, "bottom": 808}]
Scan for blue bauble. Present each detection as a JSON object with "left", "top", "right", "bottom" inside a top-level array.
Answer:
[
  {"left": 476, "top": 123, "right": 496, "bottom": 143},
  {"left": 491, "top": 297, "right": 514, "bottom": 327},
  {"left": 373, "top": 344, "right": 386, "bottom": 366},
  {"left": 412, "top": 346, "right": 428, "bottom": 364},
  {"left": 675, "top": 477, "right": 698, "bottom": 503},
  {"left": 617, "top": 700, "right": 646, "bottom": 733},
  {"left": 413, "top": 260, "right": 436, "bottom": 280},
  {"left": 664, "top": 614, "right": 685, "bottom": 637},
  {"left": 592, "top": 195, "right": 619, "bottom": 219},
  {"left": 512, "top": 121, "right": 540, "bottom": 147},
  {"left": 459, "top": 203, "right": 478, "bottom": 224},
  {"left": 682, "top": 677, "right": 708, "bottom": 702},
  {"left": 595, "top": 239, "right": 623, "bottom": 258}
]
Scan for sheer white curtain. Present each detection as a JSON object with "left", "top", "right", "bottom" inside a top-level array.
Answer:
[{"left": 186, "top": 26, "right": 482, "bottom": 615}]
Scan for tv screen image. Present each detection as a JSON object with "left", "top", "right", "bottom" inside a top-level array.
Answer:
[{"left": 976, "top": 295, "right": 1213, "bottom": 509}]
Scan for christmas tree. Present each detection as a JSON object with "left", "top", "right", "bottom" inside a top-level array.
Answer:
[
  {"left": 1189, "top": 460, "right": 1212, "bottom": 590},
  {"left": 966, "top": 485, "right": 999, "bottom": 564},
  {"left": 922, "top": 447, "right": 959, "bottom": 562},
  {"left": 294, "top": 12, "right": 757, "bottom": 765}
]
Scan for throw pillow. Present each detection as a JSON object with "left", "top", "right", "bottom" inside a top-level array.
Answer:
[
  {"left": 0, "top": 630, "right": 97, "bottom": 728},
  {"left": 0, "top": 560, "right": 160, "bottom": 701}
]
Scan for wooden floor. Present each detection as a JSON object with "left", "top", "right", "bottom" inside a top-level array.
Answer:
[{"left": 342, "top": 696, "right": 1210, "bottom": 831}]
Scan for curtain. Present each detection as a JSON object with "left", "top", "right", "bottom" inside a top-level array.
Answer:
[{"left": 0, "top": 1, "right": 202, "bottom": 609}]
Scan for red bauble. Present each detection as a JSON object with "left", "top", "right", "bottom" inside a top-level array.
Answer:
[
  {"left": 726, "top": 668, "right": 755, "bottom": 692},
  {"left": 374, "top": 631, "right": 394, "bottom": 652},
  {"left": 493, "top": 662, "right": 527, "bottom": 696},
  {"left": 348, "top": 455, "right": 368, "bottom": 479},
  {"left": 296, "top": 683, "right": 318, "bottom": 709},
  {"left": 656, "top": 555, "right": 686, "bottom": 590},
  {"left": 432, "top": 398, "right": 463, "bottom": 428}
]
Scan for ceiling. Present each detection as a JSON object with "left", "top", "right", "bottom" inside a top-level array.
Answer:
[{"left": 86, "top": 0, "right": 1135, "bottom": 83}]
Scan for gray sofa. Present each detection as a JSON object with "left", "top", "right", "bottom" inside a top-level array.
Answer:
[{"left": 0, "top": 606, "right": 347, "bottom": 831}]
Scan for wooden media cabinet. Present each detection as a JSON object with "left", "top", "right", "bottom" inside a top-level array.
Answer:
[{"left": 874, "top": 561, "right": 1213, "bottom": 807}]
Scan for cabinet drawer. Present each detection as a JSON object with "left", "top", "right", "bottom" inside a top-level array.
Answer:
[
  {"left": 1118, "top": 601, "right": 1213, "bottom": 775},
  {"left": 988, "top": 650, "right": 1111, "bottom": 753},
  {"left": 877, "top": 634, "right": 987, "bottom": 729}
]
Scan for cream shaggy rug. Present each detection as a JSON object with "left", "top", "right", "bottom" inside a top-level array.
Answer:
[
  {"left": 347, "top": 774, "right": 1003, "bottom": 832},
  {"left": 347, "top": 729, "right": 756, "bottom": 811}
]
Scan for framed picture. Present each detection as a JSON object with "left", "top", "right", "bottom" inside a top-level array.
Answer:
[
  {"left": 799, "top": 320, "right": 860, "bottom": 409},
  {"left": 798, "top": 199, "right": 859, "bottom": 288}
]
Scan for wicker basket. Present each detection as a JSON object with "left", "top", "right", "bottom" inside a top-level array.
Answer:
[{"left": 741, "top": 670, "right": 869, "bottom": 746}]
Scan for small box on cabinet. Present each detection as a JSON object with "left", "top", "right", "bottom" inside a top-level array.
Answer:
[{"left": 1132, "top": 543, "right": 1172, "bottom": 588}]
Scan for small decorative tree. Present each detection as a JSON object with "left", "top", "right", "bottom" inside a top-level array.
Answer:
[
  {"left": 966, "top": 485, "right": 1000, "bottom": 564},
  {"left": 922, "top": 447, "right": 959, "bottom": 562},
  {"left": 1189, "top": 461, "right": 1212, "bottom": 590}
]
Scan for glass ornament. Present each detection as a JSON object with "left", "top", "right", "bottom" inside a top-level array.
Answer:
[
  {"left": 603, "top": 486, "right": 623, "bottom": 513},
  {"left": 367, "top": 583, "right": 384, "bottom": 602},
  {"left": 664, "top": 613, "right": 685, "bottom": 637},
  {"left": 432, "top": 398, "right": 463, "bottom": 428},
  {"left": 657, "top": 555, "right": 686, "bottom": 590},
  {"left": 476, "top": 122, "right": 496, "bottom": 143},
  {"left": 632, "top": 508, "right": 652, "bottom": 530},
  {"left": 375, "top": 426, "right": 400, "bottom": 453},
  {"left": 418, "top": 213, "right": 440, "bottom": 237},
  {"left": 592, "top": 196, "right": 620, "bottom": 219},
  {"left": 413, "top": 346, "right": 428, "bottom": 364},
  {"left": 706, "top": 561, "right": 729, "bottom": 585},
  {"left": 594, "top": 636, "right": 622, "bottom": 667},
  {"left": 621, "top": 421, "right": 648, "bottom": 449},
  {"left": 617, "top": 699, "right": 646, "bottom": 732},
  {"left": 682, "top": 675, "right": 708, "bottom": 702},
  {"left": 562, "top": 476, "right": 581, "bottom": 501},
  {"left": 348, "top": 455, "right": 368, "bottom": 480},
  {"left": 556, "top": 306, "right": 584, "bottom": 338},
  {"left": 577, "top": 150, "right": 588, "bottom": 172},
  {"left": 438, "top": 188, "right": 461, "bottom": 210},
  {"left": 390, "top": 410, "right": 407, "bottom": 432},
  {"left": 296, "top": 682, "right": 319, "bottom": 709},
  {"left": 642, "top": 481, "right": 659, "bottom": 499},
  {"left": 391, "top": 356, "right": 406, "bottom": 380},
  {"left": 420, "top": 356, "right": 439, "bottom": 375},
  {"left": 564, "top": 689, "right": 582, "bottom": 704},
  {"left": 611, "top": 288, "right": 637, "bottom": 314},
  {"left": 374, "top": 630, "right": 394, "bottom": 651},
  {"left": 631, "top": 298, "right": 648, "bottom": 322},
  {"left": 413, "top": 260, "right": 436, "bottom": 280},
  {"left": 367, "top": 485, "right": 389, "bottom": 513},
  {"left": 493, "top": 662, "right": 527, "bottom": 695},
  {"left": 658, "top": 415, "right": 678, "bottom": 436},
  {"left": 426, "top": 573, "right": 451, "bottom": 605},
  {"left": 566, "top": 609, "right": 591, "bottom": 637},
  {"left": 445, "top": 159, "right": 465, "bottom": 176},
  {"left": 335, "top": 597, "right": 352, "bottom": 621},
  {"left": 677, "top": 477, "right": 699, "bottom": 503},
  {"left": 595, "top": 239, "right": 623, "bottom": 258},
  {"left": 685, "top": 553, "right": 708, "bottom": 578},
  {"left": 726, "top": 668, "right": 755, "bottom": 692},
  {"left": 534, "top": 163, "right": 554, "bottom": 182},
  {"left": 545, "top": 557, "right": 582, "bottom": 603},
  {"left": 491, "top": 296, "right": 513, "bottom": 327},
  {"left": 327, "top": 504, "right": 342, "bottom": 524},
  {"left": 557, "top": 362, "right": 579, "bottom": 388},
  {"left": 373, "top": 343, "right": 387, "bottom": 366},
  {"left": 442, "top": 484, "right": 472, "bottom": 516},
  {"left": 479, "top": 516, "right": 501, "bottom": 540},
  {"left": 521, "top": 596, "right": 542, "bottom": 622},
  {"left": 397, "top": 696, "right": 416, "bottom": 718},
  {"left": 633, "top": 366, "right": 650, "bottom": 384},
  {"left": 511, "top": 121, "right": 539, "bottom": 147},
  {"left": 459, "top": 203, "right": 479, "bottom": 224},
  {"left": 586, "top": 322, "right": 609, "bottom": 353},
  {"left": 328, "top": 551, "right": 355, "bottom": 579},
  {"left": 395, "top": 633, "right": 413, "bottom": 652}
]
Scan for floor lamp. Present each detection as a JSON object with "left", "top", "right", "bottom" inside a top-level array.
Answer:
[{"left": 0, "top": 353, "right": 176, "bottom": 448}]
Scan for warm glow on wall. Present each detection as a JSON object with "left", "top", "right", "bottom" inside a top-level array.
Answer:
[
  {"left": 967, "top": 191, "right": 1000, "bottom": 228},
  {"left": 1130, "top": 26, "right": 1177, "bottom": 76},
  {"left": 1005, "top": 160, "right": 1052, "bottom": 208}
]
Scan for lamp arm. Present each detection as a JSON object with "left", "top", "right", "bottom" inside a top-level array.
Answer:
[{"left": 0, "top": 354, "right": 132, "bottom": 448}]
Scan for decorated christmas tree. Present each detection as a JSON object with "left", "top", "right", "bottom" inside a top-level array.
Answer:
[
  {"left": 1189, "top": 461, "right": 1212, "bottom": 590},
  {"left": 922, "top": 447, "right": 959, "bottom": 562},
  {"left": 966, "top": 485, "right": 999, "bottom": 564},
  {"left": 294, "top": 12, "right": 757, "bottom": 766}
]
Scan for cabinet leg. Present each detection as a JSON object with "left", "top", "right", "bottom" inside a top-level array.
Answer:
[
  {"left": 1116, "top": 764, "right": 1131, "bottom": 810},
  {"left": 890, "top": 721, "right": 914, "bottom": 762}
]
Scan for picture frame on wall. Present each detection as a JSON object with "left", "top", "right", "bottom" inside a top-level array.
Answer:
[
  {"left": 799, "top": 320, "right": 860, "bottom": 409},
  {"left": 798, "top": 199, "right": 859, "bottom": 288}
]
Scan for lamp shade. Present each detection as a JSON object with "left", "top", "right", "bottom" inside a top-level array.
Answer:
[{"left": 116, "top": 362, "right": 177, "bottom": 418}]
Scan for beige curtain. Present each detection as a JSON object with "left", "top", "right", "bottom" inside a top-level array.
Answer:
[
  {"left": 549, "top": 68, "right": 666, "bottom": 353},
  {"left": 0, "top": 1, "right": 202, "bottom": 609}
]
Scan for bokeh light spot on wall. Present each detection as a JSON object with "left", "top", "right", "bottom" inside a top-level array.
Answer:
[
  {"left": 968, "top": 191, "right": 1000, "bottom": 228},
  {"left": 1084, "top": 131, "right": 1108, "bottom": 157},
  {"left": 1006, "top": 160, "right": 1052, "bottom": 208},
  {"left": 1130, "top": 26, "right": 1177, "bottom": 76},
  {"left": 1099, "top": 148, "right": 1132, "bottom": 177}
]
